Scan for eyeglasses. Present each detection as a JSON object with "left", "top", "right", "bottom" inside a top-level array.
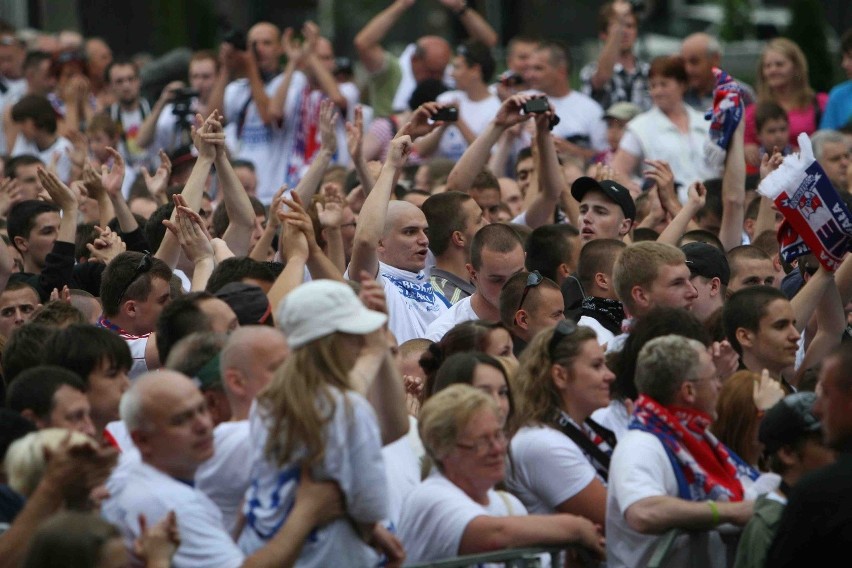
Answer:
[
  {"left": 456, "top": 430, "right": 508, "bottom": 456},
  {"left": 547, "top": 319, "right": 578, "bottom": 361},
  {"left": 117, "top": 252, "right": 153, "bottom": 302},
  {"left": 517, "top": 270, "right": 543, "bottom": 313}
]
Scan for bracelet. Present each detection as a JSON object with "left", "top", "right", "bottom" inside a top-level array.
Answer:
[
  {"left": 455, "top": 2, "right": 470, "bottom": 16},
  {"left": 707, "top": 500, "right": 720, "bottom": 526}
]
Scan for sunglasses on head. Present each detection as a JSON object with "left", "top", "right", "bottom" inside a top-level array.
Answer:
[
  {"left": 118, "top": 252, "right": 153, "bottom": 302},
  {"left": 517, "top": 270, "right": 543, "bottom": 313},
  {"left": 547, "top": 319, "right": 578, "bottom": 361}
]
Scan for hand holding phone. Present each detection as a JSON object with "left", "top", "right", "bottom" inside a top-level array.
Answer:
[
  {"left": 432, "top": 107, "right": 459, "bottom": 122},
  {"left": 522, "top": 98, "right": 549, "bottom": 114}
]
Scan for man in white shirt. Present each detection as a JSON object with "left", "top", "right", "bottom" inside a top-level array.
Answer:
[
  {"left": 102, "top": 369, "right": 343, "bottom": 568},
  {"left": 0, "top": 26, "right": 26, "bottom": 155},
  {"left": 348, "top": 134, "right": 449, "bottom": 343},
  {"left": 105, "top": 60, "right": 152, "bottom": 168},
  {"left": 499, "top": 270, "right": 566, "bottom": 357},
  {"left": 425, "top": 223, "right": 525, "bottom": 341},
  {"left": 526, "top": 41, "right": 608, "bottom": 160},
  {"left": 195, "top": 326, "right": 289, "bottom": 534},
  {"left": 9, "top": 94, "right": 72, "bottom": 182}
]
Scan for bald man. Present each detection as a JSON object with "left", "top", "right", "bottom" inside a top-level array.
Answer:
[
  {"left": 195, "top": 326, "right": 289, "bottom": 533},
  {"left": 353, "top": 0, "right": 497, "bottom": 116},
  {"left": 680, "top": 32, "right": 755, "bottom": 111},
  {"left": 349, "top": 136, "right": 449, "bottom": 342},
  {"left": 103, "top": 370, "right": 340, "bottom": 568},
  {"left": 223, "top": 22, "right": 291, "bottom": 203}
]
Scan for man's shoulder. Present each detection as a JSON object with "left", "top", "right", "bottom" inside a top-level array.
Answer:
[{"left": 828, "top": 79, "right": 852, "bottom": 97}]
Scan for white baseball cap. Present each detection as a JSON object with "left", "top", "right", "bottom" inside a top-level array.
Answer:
[{"left": 276, "top": 280, "right": 388, "bottom": 348}]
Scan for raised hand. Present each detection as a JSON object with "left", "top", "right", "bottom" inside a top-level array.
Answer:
[
  {"left": 358, "top": 270, "right": 388, "bottom": 315},
  {"left": 387, "top": 135, "right": 413, "bottom": 168},
  {"left": 100, "top": 147, "right": 126, "bottom": 198},
  {"left": 134, "top": 511, "right": 180, "bottom": 566},
  {"left": 282, "top": 27, "right": 308, "bottom": 64},
  {"left": 87, "top": 225, "right": 127, "bottom": 264},
  {"left": 36, "top": 167, "right": 77, "bottom": 211},
  {"left": 267, "top": 185, "right": 289, "bottom": 230},
  {"left": 279, "top": 192, "right": 319, "bottom": 251},
  {"left": 759, "top": 148, "right": 784, "bottom": 180},
  {"left": 346, "top": 105, "right": 364, "bottom": 162},
  {"left": 493, "top": 93, "right": 535, "bottom": 129},
  {"left": 141, "top": 150, "right": 173, "bottom": 202},
  {"left": 643, "top": 159, "right": 678, "bottom": 210},
  {"left": 319, "top": 98, "right": 338, "bottom": 155},
  {"left": 0, "top": 177, "right": 24, "bottom": 216},
  {"left": 685, "top": 180, "right": 707, "bottom": 211},
  {"left": 162, "top": 196, "right": 215, "bottom": 264},
  {"left": 190, "top": 111, "right": 226, "bottom": 160},
  {"left": 398, "top": 102, "right": 446, "bottom": 140},
  {"left": 317, "top": 183, "right": 344, "bottom": 228},
  {"left": 753, "top": 368, "right": 785, "bottom": 411}
]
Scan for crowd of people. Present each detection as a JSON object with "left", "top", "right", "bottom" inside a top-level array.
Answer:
[{"left": 0, "top": 0, "right": 851, "bottom": 566}]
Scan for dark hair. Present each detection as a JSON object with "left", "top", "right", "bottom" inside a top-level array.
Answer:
[
  {"left": 43, "top": 325, "right": 132, "bottom": 384},
  {"left": 537, "top": 41, "right": 572, "bottom": 73},
  {"left": 29, "top": 300, "right": 87, "bottom": 327},
  {"left": 499, "top": 270, "right": 560, "bottom": 328},
  {"left": 457, "top": 40, "right": 496, "bottom": 83},
  {"left": 755, "top": 101, "right": 788, "bottom": 132},
  {"left": 470, "top": 169, "right": 500, "bottom": 192},
  {"left": 205, "top": 256, "right": 275, "bottom": 293},
  {"left": 212, "top": 196, "right": 266, "bottom": 238},
  {"left": 144, "top": 202, "right": 175, "bottom": 253},
  {"left": 678, "top": 229, "right": 726, "bottom": 251},
  {"left": 610, "top": 307, "right": 709, "bottom": 401},
  {"left": 632, "top": 227, "right": 659, "bottom": 242},
  {"left": 598, "top": 1, "right": 637, "bottom": 34},
  {"left": 577, "top": 238, "right": 626, "bottom": 291},
  {"left": 648, "top": 54, "right": 688, "bottom": 84},
  {"left": 0, "top": 409, "right": 36, "bottom": 464},
  {"left": 408, "top": 79, "right": 449, "bottom": 111},
  {"left": 723, "top": 285, "right": 787, "bottom": 355},
  {"left": 7, "top": 201, "right": 60, "bottom": 250},
  {"left": 21, "top": 511, "right": 120, "bottom": 568},
  {"left": 23, "top": 50, "right": 52, "bottom": 74},
  {"left": 104, "top": 58, "right": 138, "bottom": 84},
  {"left": 525, "top": 224, "right": 578, "bottom": 283},
  {"left": 422, "top": 192, "right": 473, "bottom": 256},
  {"left": 470, "top": 223, "right": 524, "bottom": 271},
  {"left": 431, "top": 351, "right": 514, "bottom": 420},
  {"left": 7, "top": 366, "right": 87, "bottom": 420},
  {"left": 11, "top": 94, "right": 57, "bottom": 133},
  {"left": 231, "top": 159, "right": 256, "bottom": 172},
  {"left": 99, "top": 252, "right": 173, "bottom": 317},
  {"left": 155, "top": 292, "right": 214, "bottom": 363},
  {"left": 2, "top": 324, "right": 57, "bottom": 384},
  {"left": 74, "top": 222, "right": 99, "bottom": 261},
  {"left": 5, "top": 154, "right": 44, "bottom": 179}
]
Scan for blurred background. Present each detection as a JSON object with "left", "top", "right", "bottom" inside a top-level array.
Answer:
[{"left": 2, "top": 0, "right": 850, "bottom": 92}]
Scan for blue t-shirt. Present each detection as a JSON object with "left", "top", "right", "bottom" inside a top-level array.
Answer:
[{"left": 820, "top": 80, "right": 852, "bottom": 130}]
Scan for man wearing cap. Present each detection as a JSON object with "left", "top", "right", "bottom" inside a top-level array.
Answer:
[
  {"left": 595, "top": 101, "right": 642, "bottom": 165},
  {"left": 765, "top": 345, "right": 852, "bottom": 567},
  {"left": 682, "top": 241, "right": 730, "bottom": 322},
  {"left": 572, "top": 176, "right": 635, "bottom": 244},
  {"left": 734, "top": 392, "right": 835, "bottom": 568},
  {"left": 580, "top": 0, "right": 651, "bottom": 112}
]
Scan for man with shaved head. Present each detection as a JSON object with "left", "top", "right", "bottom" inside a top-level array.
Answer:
[
  {"left": 680, "top": 32, "right": 755, "bottom": 111},
  {"left": 354, "top": 0, "right": 498, "bottom": 116},
  {"left": 195, "top": 326, "right": 289, "bottom": 533},
  {"left": 349, "top": 135, "right": 449, "bottom": 342},
  {"left": 103, "top": 369, "right": 342, "bottom": 567}
]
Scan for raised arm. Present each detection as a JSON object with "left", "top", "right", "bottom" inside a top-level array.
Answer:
[
  {"left": 353, "top": 0, "right": 413, "bottom": 74},
  {"left": 439, "top": 0, "right": 498, "bottom": 48},
  {"left": 349, "top": 135, "right": 412, "bottom": 278},
  {"left": 205, "top": 44, "right": 234, "bottom": 120},
  {"left": 524, "top": 104, "right": 570, "bottom": 228},
  {"left": 789, "top": 266, "right": 835, "bottom": 334},
  {"left": 346, "top": 105, "right": 377, "bottom": 192},
  {"left": 294, "top": 100, "right": 338, "bottom": 203},
  {"left": 796, "top": 272, "right": 843, "bottom": 383},
  {"left": 657, "top": 182, "right": 706, "bottom": 246},
  {"left": 587, "top": 1, "right": 632, "bottom": 90},
  {"left": 302, "top": 22, "right": 347, "bottom": 110},
  {"left": 98, "top": 149, "right": 139, "bottom": 234},
  {"left": 266, "top": 199, "right": 309, "bottom": 313},
  {"left": 250, "top": 185, "right": 286, "bottom": 262},
  {"left": 268, "top": 28, "right": 307, "bottom": 123},
  {"left": 719, "top": 120, "right": 746, "bottom": 252},
  {"left": 162, "top": 201, "right": 216, "bottom": 291},
  {"left": 137, "top": 81, "right": 185, "bottom": 149},
  {"left": 446, "top": 94, "right": 533, "bottom": 192}
]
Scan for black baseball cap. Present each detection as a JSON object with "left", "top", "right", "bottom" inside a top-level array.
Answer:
[
  {"left": 571, "top": 177, "right": 636, "bottom": 221},
  {"left": 759, "top": 392, "right": 822, "bottom": 455},
  {"left": 214, "top": 282, "right": 273, "bottom": 326},
  {"left": 682, "top": 242, "right": 730, "bottom": 286}
]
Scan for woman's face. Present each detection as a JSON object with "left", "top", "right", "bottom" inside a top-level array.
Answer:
[
  {"left": 484, "top": 327, "right": 515, "bottom": 360},
  {"left": 471, "top": 363, "right": 510, "bottom": 425},
  {"left": 762, "top": 49, "right": 795, "bottom": 90},
  {"left": 649, "top": 75, "right": 685, "bottom": 113},
  {"left": 443, "top": 407, "right": 507, "bottom": 489},
  {"left": 562, "top": 340, "right": 615, "bottom": 417}
]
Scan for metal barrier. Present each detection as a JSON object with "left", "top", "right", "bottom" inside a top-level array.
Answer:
[
  {"left": 647, "top": 525, "right": 743, "bottom": 568},
  {"left": 406, "top": 545, "right": 599, "bottom": 568}
]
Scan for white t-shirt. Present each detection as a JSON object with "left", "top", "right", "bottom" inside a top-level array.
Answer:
[
  {"left": 606, "top": 429, "right": 756, "bottom": 568},
  {"left": 102, "top": 460, "right": 244, "bottom": 568},
  {"left": 577, "top": 315, "right": 615, "bottom": 348},
  {"left": 224, "top": 74, "right": 289, "bottom": 204},
  {"left": 590, "top": 400, "right": 630, "bottom": 442},
  {"left": 424, "top": 295, "right": 481, "bottom": 342},
  {"left": 435, "top": 90, "right": 501, "bottom": 161},
  {"left": 391, "top": 44, "right": 455, "bottom": 114},
  {"left": 154, "top": 100, "right": 199, "bottom": 154},
  {"left": 238, "top": 389, "right": 388, "bottom": 568},
  {"left": 11, "top": 134, "right": 73, "bottom": 183},
  {"left": 545, "top": 91, "right": 608, "bottom": 152},
  {"left": 376, "top": 261, "right": 449, "bottom": 343},
  {"left": 381, "top": 416, "right": 422, "bottom": 529},
  {"left": 619, "top": 105, "right": 720, "bottom": 203},
  {"left": 505, "top": 425, "right": 599, "bottom": 515},
  {"left": 397, "top": 470, "right": 527, "bottom": 564},
  {"left": 195, "top": 420, "right": 251, "bottom": 535},
  {"left": 0, "top": 77, "right": 25, "bottom": 155}
]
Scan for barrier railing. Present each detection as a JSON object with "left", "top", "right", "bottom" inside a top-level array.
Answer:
[{"left": 406, "top": 545, "right": 599, "bottom": 568}]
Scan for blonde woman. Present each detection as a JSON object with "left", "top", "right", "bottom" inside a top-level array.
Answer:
[{"left": 238, "top": 279, "right": 403, "bottom": 566}]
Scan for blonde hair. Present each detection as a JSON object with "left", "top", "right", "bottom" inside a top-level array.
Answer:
[
  {"left": 612, "top": 241, "right": 686, "bottom": 314},
  {"left": 258, "top": 333, "right": 355, "bottom": 469},
  {"left": 510, "top": 324, "right": 597, "bottom": 434},
  {"left": 4, "top": 429, "right": 95, "bottom": 497},
  {"left": 756, "top": 38, "right": 815, "bottom": 109},
  {"left": 418, "top": 384, "right": 497, "bottom": 472}
]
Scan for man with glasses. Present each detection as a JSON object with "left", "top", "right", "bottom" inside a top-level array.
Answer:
[
  {"left": 499, "top": 270, "right": 565, "bottom": 356},
  {"left": 424, "top": 223, "right": 524, "bottom": 341},
  {"left": 98, "top": 251, "right": 174, "bottom": 378}
]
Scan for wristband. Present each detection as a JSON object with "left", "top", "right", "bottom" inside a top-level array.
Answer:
[{"left": 707, "top": 500, "right": 720, "bottom": 526}]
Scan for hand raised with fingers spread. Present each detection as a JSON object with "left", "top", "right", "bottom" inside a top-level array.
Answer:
[
  {"left": 162, "top": 196, "right": 215, "bottom": 264},
  {"left": 134, "top": 511, "right": 180, "bottom": 565},
  {"left": 142, "top": 150, "right": 173, "bottom": 201},
  {"left": 317, "top": 183, "right": 344, "bottom": 228},
  {"left": 0, "top": 177, "right": 23, "bottom": 216},
  {"left": 643, "top": 159, "right": 678, "bottom": 211},
  {"left": 319, "top": 99, "right": 338, "bottom": 154},
  {"left": 36, "top": 167, "right": 77, "bottom": 211},
  {"left": 282, "top": 27, "right": 309, "bottom": 64},
  {"left": 82, "top": 162, "right": 107, "bottom": 202},
  {"left": 346, "top": 105, "right": 364, "bottom": 162},
  {"left": 100, "top": 147, "right": 126, "bottom": 198}
]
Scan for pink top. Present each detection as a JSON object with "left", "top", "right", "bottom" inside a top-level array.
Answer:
[{"left": 744, "top": 93, "right": 829, "bottom": 148}]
